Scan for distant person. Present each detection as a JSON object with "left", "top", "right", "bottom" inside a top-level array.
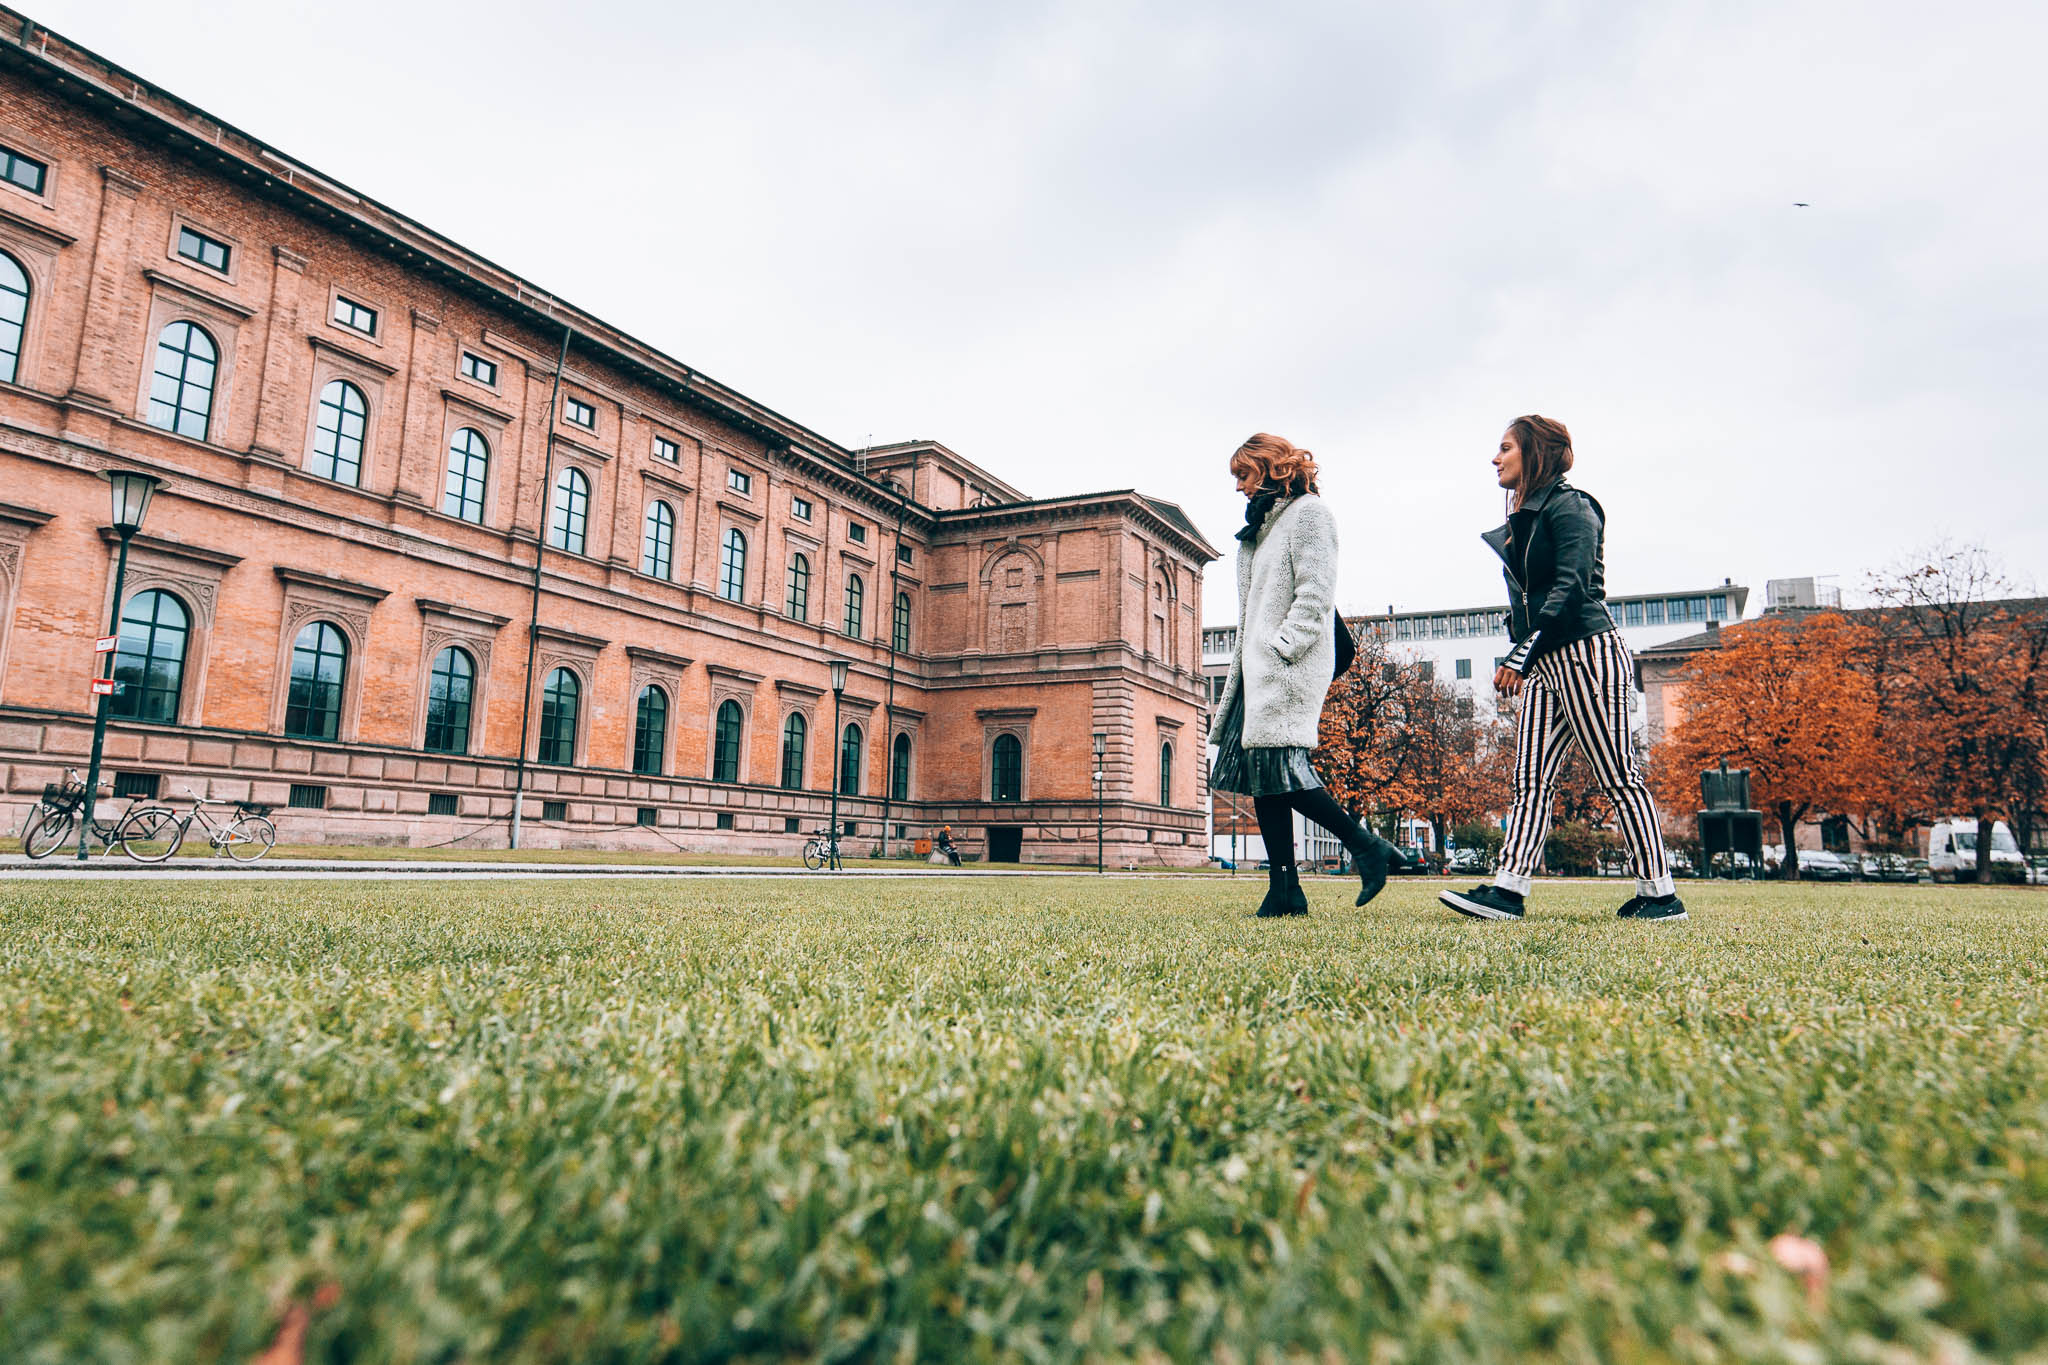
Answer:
[
  {"left": 935, "top": 824, "right": 960, "bottom": 867},
  {"left": 1210, "top": 433, "right": 1411, "bottom": 917},
  {"left": 1440, "top": 416, "right": 1686, "bottom": 923}
]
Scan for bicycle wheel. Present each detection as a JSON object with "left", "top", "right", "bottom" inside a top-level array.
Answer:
[
  {"left": 223, "top": 815, "right": 276, "bottom": 862},
  {"left": 117, "top": 806, "right": 186, "bottom": 863},
  {"left": 22, "top": 807, "right": 74, "bottom": 859},
  {"left": 802, "top": 839, "right": 824, "bottom": 871}
]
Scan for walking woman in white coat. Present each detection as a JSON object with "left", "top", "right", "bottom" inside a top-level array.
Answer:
[{"left": 1211, "top": 434, "right": 1410, "bottom": 917}]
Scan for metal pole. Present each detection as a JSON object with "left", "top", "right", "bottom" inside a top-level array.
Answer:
[
  {"left": 510, "top": 321, "right": 574, "bottom": 850},
  {"left": 829, "top": 686, "right": 843, "bottom": 871},
  {"left": 1096, "top": 769, "right": 1104, "bottom": 874},
  {"left": 78, "top": 530, "right": 133, "bottom": 859}
]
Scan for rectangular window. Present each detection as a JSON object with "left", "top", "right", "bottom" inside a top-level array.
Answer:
[
  {"left": 1456, "top": 658, "right": 1472, "bottom": 680},
  {"left": 112, "top": 772, "right": 160, "bottom": 800},
  {"left": 791, "top": 495, "right": 812, "bottom": 521},
  {"left": 1419, "top": 661, "right": 1434, "bottom": 681},
  {"left": 715, "top": 812, "right": 735, "bottom": 830},
  {"left": 1646, "top": 600, "right": 1665, "bottom": 624},
  {"left": 460, "top": 351, "right": 498, "bottom": 386},
  {"left": 653, "top": 436, "right": 679, "bottom": 463},
  {"left": 288, "top": 784, "right": 327, "bottom": 810},
  {"left": 428, "top": 792, "right": 458, "bottom": 816},
  {"left": 1691, "top": 597, "right": 1709, "bottom": 621},
  {"left": 784, "top": 816, "right": 801, "bottom": 833},
  {"left": 331, "top": 295, "right": 378, "bottom": 337},
  {"left": 1710, "top": 594, "right": 1728, "bottom": 620},
  {"left": 637, "top": 807, "right": 657, "bottom": 827},
  {"left": 727, "top": 468, "right": 752, "bottom": 495},
  {"left": 896, "top": 544, "right": 914, "bottom": 565},
  {"left": 175, "top": 226, "right": 231, "bottom": 273},
  {"left": 542, "top": 800, "right": 567, "bottom": 822},
  {"left": 1624, "top": 600, "right": 1645, "bottom": 626},
  {"left": 564, "top": 397, "right": 595, "bottom": 429},
  {"left": 847, "top": 521, "right": 867, "bottom": 544},
  {"left": 1, "top": 145, "right": 47, "bottom": 195},
  {"left": 1395, "top": 619, "right": 1413, "bottom": 640}
]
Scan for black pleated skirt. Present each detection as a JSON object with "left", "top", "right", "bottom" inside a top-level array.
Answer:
[{"left": 1209, "top": 686, "right": 1323, "bottom": 797}]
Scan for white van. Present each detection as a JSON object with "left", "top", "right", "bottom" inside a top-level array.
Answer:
[{"left": 1926, "top": 818, "right": 2025, "bottom": 882}]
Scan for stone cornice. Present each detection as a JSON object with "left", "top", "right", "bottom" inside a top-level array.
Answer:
[
  {"left": 624, "top": 644, "right": 692, "bottom": 670},
  {"left": 531, "top": 622, "right": 608, "bottom": 652},
  {"left": 416, "top": 597, "right": 511, "bottom": 630},
  {"left": 98, "top": 528, "right": 242, "bottom": 569},
  {"left": 274, "top": 565, "right": 390, "bottom": 603}
]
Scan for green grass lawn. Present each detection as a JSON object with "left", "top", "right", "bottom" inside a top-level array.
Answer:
[{"left": 2, "top": 878, "right": 2044, "bottom": 1362}]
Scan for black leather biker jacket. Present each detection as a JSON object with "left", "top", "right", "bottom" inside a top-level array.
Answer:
[{"left": 1481, "top": 479, "right": 1615, "bottom": 673}]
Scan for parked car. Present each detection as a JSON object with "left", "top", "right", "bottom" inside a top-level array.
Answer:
[
  {"left": 1795, "top": 849, "right": 1857, "bottom": 881},
  {"left": 1926, "top": 818, "right": 2027, "bottom": 883},
  {"left": 1859, "top": 853, "right": 1919, "bottom": 883},
  {"left": 1448, "top": 847, "right": 1491, "bottom": 873}
]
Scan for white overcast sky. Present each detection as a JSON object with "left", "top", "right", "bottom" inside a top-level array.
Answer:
[{"left": 39, "top": 0, "right": 2048, "bottom": 620}]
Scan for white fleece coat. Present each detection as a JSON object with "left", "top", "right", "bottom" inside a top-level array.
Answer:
[{"left": 1217, "top": 494, "right": 1339, "bottom": 750}]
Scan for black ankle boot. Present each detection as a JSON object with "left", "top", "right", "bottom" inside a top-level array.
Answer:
[
  {"left": 1257, "top": 866, "right": 1308, "bottom": 917},
  {"left": 1351, "top": 835, "right": 1397, "bottom": 908}
]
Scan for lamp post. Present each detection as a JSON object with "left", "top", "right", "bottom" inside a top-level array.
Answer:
[
  {"left": 827, "top": 659, "right": 848, "bottom": 871},
  {"left": 1093, "top": 731, "right": 1106, "bottom": 874},
  {"left": 80, "top": 468, "right": 162, "bottom": 860}
]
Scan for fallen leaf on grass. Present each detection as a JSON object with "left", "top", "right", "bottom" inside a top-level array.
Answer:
[
  {"left": 251, "top": 1285, "right": 339, "bottom": 1365},
  {"left": 1769, "top": 1233, "right": 1830, "bottom": 1311}
]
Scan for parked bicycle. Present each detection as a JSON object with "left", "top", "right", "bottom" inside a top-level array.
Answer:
[
  {"left": 116, "top": 793, "right": 277, "bottom": 864},
  {"left": 19, "top": 768, "right": 130, "bottom": 859},
  {"left": 801, "top": 828, "right": 843, "bottom": 871}
]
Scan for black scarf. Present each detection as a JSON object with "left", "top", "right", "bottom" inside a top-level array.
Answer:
[{"left": 1237, "top": 484, "right": 1284, "bottom": 543}]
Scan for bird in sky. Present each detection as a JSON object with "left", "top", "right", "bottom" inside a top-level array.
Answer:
[{"left": 1793, "top": 202, "right": 1810, "bottom": 207}]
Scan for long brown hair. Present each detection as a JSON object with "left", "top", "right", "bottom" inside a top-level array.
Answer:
[
  {"left": 1229, "top": 433, "right": 1319, "bottom": 496},
  {"left": 1506, "top": 414, "right": 1573, "bottom": 510}
]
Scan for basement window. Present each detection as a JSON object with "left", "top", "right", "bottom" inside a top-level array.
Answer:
[
  {"left": 428, "top": 792, "right": 458, "bottom": 816},
  {"left": 542, "top": 800, "right": 567, "bottom": 822},
  {"left": 637, "top": 807, "right": 657, "bottom": 827},
  {"left": 716, "top": 812, "right": 734, "bottom": 830},
  {"left": 288, "top": 784, "right": 327, "bottom": 810},
  {"left": 112, "top": 772, "right": 160, "bottom": 800},
  {"left": 784, "top": 816, "right": 800, "bottom": 833}
]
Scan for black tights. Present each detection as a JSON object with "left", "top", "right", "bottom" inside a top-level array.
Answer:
[{"left": 1253, "top": 788, "right": 1380, "bottom": 870}]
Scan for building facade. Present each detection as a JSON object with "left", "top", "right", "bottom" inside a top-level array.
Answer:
[{"left": 0, "top": 15, "right": 1216, "bottom": 862}]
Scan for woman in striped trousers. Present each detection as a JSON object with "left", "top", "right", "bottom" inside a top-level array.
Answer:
[{"left": 1439, "top": 416, "right": 1687, "bottom": 923}]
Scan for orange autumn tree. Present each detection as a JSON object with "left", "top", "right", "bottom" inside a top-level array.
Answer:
[
  {"left": 1652, "top": 611, "right": 1887, "bottom": 880},
  {"left": 1315, "top": 632, "right": 1423, "bottom": 823}
]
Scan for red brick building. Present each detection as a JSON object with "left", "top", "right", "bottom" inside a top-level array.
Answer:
[{"left": 0, "top": 14, "right": 1216, "bottom": 862}]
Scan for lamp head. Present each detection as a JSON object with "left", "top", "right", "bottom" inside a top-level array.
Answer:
[
  {"left": 99, "top": 468, "right": 162, "bottom": 535},
  {"left": 829, "top": 660, "right": 849, "bottom": 694},
  {"left": 1092, "top": 732, "right": 1105, "bottom": 757}
]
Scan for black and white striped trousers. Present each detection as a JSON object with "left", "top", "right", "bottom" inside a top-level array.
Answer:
[{"left": 1495, "top": 630, "right": 1674, "bottom": 897}]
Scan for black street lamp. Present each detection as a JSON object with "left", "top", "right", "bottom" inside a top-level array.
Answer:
[
  {"left": 1093, "top": 731, "right": 1106, "bottom": 874},
  {"left": 827, "top": 659, "right": 848, "bottom": 871},
  {"left": 80, "top": 468, "right": 162, "bottom": 860}
]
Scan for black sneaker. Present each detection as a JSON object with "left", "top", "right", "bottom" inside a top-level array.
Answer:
[
  {"left": 1616, "top": 895, "right": 1648, "bottom": 918},
  {"left": 1440, "top": 884, "right": 1525, "bottom": 921},
  {"left": 1632, "top": 894, "right": 1688, "bottom": 923}
]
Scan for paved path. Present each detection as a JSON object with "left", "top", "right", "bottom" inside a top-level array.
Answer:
[{"left": 0, "top": 855, "right": 1243, "bottom": 883}]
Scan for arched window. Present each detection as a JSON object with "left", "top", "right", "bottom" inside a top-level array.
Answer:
[
  {"left": 839, "top": 722, "right": 863, "bottom": 796},
  {"left": 146, "top": 320, "right": 217, "bottom": 440},
  {"left": 442, "top": 428, "right": 489, "bottom": 523},
  {"left": 843, "top": 573, "right": 864, "bottom": 638},
  {"left": 632, "top": 685, "right": 668, "bottom": 775},
  {"left": 549, "top": 467, "right": 589, "bottom": 554},
  {"left": 284, "top": 621, "right": 348, "bottom": 741},
  {"left": 991, "top": 732, "right": 1022, "bottom": 802},
  {"left": 893, "top": 592, "right": 913, "bottom": 654},
  {"left": 423, "top": 646, "right": 475, "bottom": 755},
  {"left": 719, "top": 528, "right": 747, "bottom": 603},
  {"left": 539, "top": 667, "right": 579, "bottom": 765},
  {"left": 108, "top": 589, "right": 188, "bottom": 723},
  {"left": 784, "top": 552, "right": 810, "bottom": 621},
  {"left": 641, "top": 501, "right": 675, "bottom": 579},
  {"left": 891, "top": 731, "right": 912, "bottom": 802},
  {"left": 310, "top": 379, "right": 368, "bottom": 485},
  {"left": 0, "top": 250, "right": 29, "bottom": 385},
  {"left": 1159, "top": 741, "right": 1174, "bottom": 807},
  {"left": 780, "top": 712, "right": 807, "bottom": 790},
  {"left": 713, "top": 699, "right": 744, "bottom": 782}
]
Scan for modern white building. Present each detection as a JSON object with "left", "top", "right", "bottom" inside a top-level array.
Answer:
[{"left": 1200, "top": 580, "right": 1749, "bottom": 861}]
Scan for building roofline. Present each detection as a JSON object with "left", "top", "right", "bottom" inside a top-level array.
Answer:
[
  {"left": 937, "top": 489, "right": 1220, "bottom": 563},
  {"left": 0, "top": 10, "right": 980, "bottom": 528}
]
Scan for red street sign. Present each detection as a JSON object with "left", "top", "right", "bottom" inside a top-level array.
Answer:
[
  {"left": 94, "top": 635, "right": 118, "bottom": 654},
  {"left": 90, "top": 678, "right": 117, "bottom": 696}
]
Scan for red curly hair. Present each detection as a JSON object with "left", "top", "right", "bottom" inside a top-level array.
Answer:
[{"left": 1229, "top": 433, "right": 1319, "bottom": 496}]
